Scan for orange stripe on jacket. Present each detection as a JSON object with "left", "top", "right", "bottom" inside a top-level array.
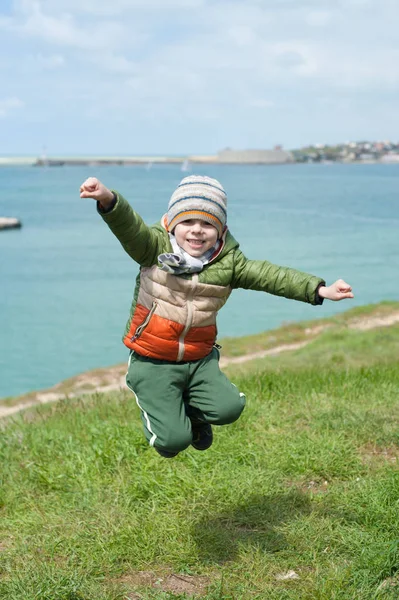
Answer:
[
  {"left": 124, "top": 306, "right": 183, "bottom": 360},
  {"left": 182, "top": 325, "right": 216, "bottom": 361},
  {"left": 123, "top": 304, "right": 217, "bottom": 361}
]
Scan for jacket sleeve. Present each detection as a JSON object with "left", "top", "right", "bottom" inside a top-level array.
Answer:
[
  {"left": 232, "top": 249, "right": 325, "bottom": 305},
  {"left": 98, "top": 191, "right": 167, "bottom": 267}
]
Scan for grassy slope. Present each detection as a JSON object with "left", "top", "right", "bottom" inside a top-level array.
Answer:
[
  {"left": 219, "top": 300, "right": 399, "bottom": 357},
  {"left": 1, "top": 309, "right": 399, "bottom": 599}
]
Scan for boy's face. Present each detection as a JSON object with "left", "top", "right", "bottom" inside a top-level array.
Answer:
[{"left": 174, "top": 219, "right": 218, "bottom": 257}]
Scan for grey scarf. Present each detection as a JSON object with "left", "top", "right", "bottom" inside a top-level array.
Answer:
[{"left": 158, "top": 234, "right": 220, "bottom": 275}]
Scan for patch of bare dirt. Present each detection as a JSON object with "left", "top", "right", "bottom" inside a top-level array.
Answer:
[
  {"left": 219, "top": 341, "right": 309, "bottom": 367},
  {"left": 348, "top": 312, "right": 399, "bottom": 331},
  {"left": 304, "top": 324, "right": 332, "bottom": 336},
  {"left": 286, "top": 479, "right": 330, "bottom": 495},
  {"left": 0, "top": 365, "right": 127, "bottom": 419},
  {"left": 360, "top": 443, "right": 399, "bottom": 466},
  {"left": 118, "top": 570, "right": 211, "bottom": 598},
  {"left": 1, "top": 311, "right": 398, "bottom": 420},
  {"left": 376, "top": 576, "right": 399, "bottom": 592},
  {"left": 275, "top": 570, "right": 300, "bottom": 581}
]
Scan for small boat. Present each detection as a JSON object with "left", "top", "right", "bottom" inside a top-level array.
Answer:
[
  {"left": 0, "top": 217, "right": 22, "bottom": 231},
  {"left": 181, "top": 159, "right": 190, "bottom": 172}
]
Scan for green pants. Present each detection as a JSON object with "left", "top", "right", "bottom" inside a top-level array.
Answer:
[{"left": 126, "top": 348, "right": 246, "bottom": 453}]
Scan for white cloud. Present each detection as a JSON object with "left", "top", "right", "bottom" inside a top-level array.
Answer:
[
  {"left": 35, "top": 53, "right": 65, "bottom": 69},
  {"left": 1, "top": 0, "right": 399, "bottom": 151},
  {"left": 250, "top": 99, "right": 274, "bottom": 109},
  {"left": 92, "top": 54, "right": 137, "bottom": 74},
  {"left": 347, "top": 0, "right": 373, "bottom": 6},
  {"left": 271, "top": 42, "right": 318, "bottom": 76},
  {"left": 58, "top": 0, "right": 202, "bottom": 11},
  {"left": 14, "top": 0, "right": 205, "bottom": 17},
  {"left": 0, "top": 97, "right": 24, "bottom": 117},
  {"left": 2, "top": 1, "right": 135, "bottom": 50},
  {"left": 227, "top": 25, "right": 259, "bottom": 47},
  {"left": 4, "top": 0, "right": 396, "bottom": 91},
  {"left": 305, "top": 10, "right": 332, "bottom": 26}
]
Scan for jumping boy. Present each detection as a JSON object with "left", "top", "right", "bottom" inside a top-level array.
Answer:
[{"left": 80, "top": 175, "right": 354, "bottom": 458}]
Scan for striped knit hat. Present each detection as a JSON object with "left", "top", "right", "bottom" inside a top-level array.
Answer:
[{"left": 167, "top": 175, "right": 227, "bottom": 238}]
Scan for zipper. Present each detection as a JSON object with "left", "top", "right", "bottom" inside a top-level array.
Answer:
[
  {"left": 130, "top": 302, "right": 157, "bottom": 342},
  {"left": 177, "top": 274, "right": 198, "bottom": 361}
]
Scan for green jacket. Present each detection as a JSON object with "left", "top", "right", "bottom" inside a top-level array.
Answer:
[{"left": 100, "top": 192, "right": 325, "bottom": 361}]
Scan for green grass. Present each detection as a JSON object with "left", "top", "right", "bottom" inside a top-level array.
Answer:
[
  {"left": 219, "top": 300, "right": 399, "bottom": 358},
  {"left": 1, "top": 312, "right": 399, "bottom": 598}
]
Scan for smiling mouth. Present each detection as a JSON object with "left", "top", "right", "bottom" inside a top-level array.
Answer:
[{"left": 187, "top": 239, "right": 204, "bottom": 246}]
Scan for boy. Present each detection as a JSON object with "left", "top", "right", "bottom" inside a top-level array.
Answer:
[{"left": 80, "top": 174, "right": 354, "bottom": 458}]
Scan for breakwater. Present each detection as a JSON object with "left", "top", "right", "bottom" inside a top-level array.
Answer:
[
  {"left": 0, "top": 155, "right": 217, "bottom": 167},
  {"left": 0, "top": 149, "right": 295, "bottom": 167}
]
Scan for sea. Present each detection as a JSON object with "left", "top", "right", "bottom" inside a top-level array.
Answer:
[{"left": 1, "top": 162, "right": 398, "bottom": 399}]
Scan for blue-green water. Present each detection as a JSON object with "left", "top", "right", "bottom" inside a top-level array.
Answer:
[{"left": 1, "top": 163, "right": 398, "bottom": 399}]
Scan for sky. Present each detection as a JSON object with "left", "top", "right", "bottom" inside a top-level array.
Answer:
[{"left": 0, "top": 0, "right": 398, "bottom": 156}]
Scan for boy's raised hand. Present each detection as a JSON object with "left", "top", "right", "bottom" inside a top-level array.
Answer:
[
  {"left": 318, "top": 279, "right": 354, "bottom": 302},
  {"left": 80, "top": 177, "right": 115, "bottom": 209}
]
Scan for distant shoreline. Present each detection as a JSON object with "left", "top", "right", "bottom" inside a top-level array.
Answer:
[{"left": 0, "top": 156, "right": 396, "bottom": 167}]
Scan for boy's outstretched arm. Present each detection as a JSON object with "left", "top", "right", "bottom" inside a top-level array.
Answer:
[
  {"left": 80, "top": 177, "right": 165, "bottom": 267},
  {"left": 231, "top": 250, "right": 354, "bottom": 305},
  {"left": 318, "top": 279, "right": 354, "bottom": 301}
]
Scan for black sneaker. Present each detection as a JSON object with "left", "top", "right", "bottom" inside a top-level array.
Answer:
[
  {"left": 155, "top": 448, "right": 179, "bottom": 459},
  {"left": 191, "top": 422, "right": 213, "bottom": 451}
]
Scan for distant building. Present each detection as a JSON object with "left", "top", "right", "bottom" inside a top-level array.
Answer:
[
  {"left": 217, "top": 148, "right": 294, "bottom": 164},
  {"left": 358, "top": 153, "right": 375, "bottom": 162},
  {"left": 381, "top": 153, "right": 399, "bottom": 163}
]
